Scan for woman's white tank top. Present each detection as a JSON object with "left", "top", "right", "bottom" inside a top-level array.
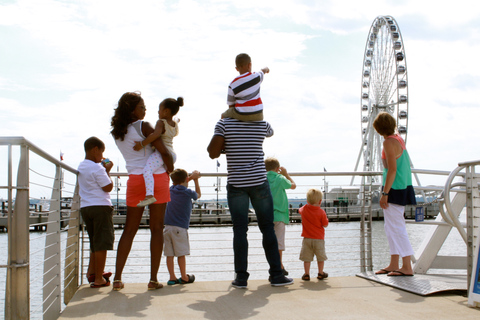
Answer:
[{"left": 115, "top": 120, "right": 166, "bottom": 175}]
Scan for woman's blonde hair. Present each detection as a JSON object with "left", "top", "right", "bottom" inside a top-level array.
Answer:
[
  {"left": 307, "top": 188, "right": 323, "bottom": 205},
  {"left": 373, "top": 112, "right": 396, "bottom": 136}
]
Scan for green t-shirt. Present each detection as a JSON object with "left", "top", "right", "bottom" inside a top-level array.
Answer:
[{"left": 266, "top": 171, "right": 292, "bottom": 224}]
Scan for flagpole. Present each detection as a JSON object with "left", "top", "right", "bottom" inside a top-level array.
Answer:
[{"left": 323, "top": 167, "right": 327, "bottom": 194}]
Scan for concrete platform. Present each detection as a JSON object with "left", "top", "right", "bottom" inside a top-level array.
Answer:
[{"left": 59, "top": 277, "right": 480, "bottom": 319}]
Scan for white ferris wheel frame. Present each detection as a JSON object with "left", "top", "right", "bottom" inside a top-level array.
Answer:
[{"left": 352, "top": 15, "right": 409, "bottom": 184}]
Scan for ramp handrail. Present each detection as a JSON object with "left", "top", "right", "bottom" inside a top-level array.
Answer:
[{"left": 442, "top": 161, "right": 479, "bottom": 244}]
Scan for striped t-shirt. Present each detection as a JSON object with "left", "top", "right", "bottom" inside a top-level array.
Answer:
[
  {"left": 214, "top": 118, "right": 273, "bottom": 187},
  {"left": 227, "top": 71, "right": 264, "bottom": 115}
]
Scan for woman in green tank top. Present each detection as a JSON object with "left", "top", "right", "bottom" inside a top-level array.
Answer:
[{"left": 373, "top": 112, "right": 415, "bottom": 277}]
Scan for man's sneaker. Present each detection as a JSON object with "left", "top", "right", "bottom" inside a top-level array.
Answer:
[
  {"left": 271, "top": 276, "right": 294, "bottom": 287},
  {"left": 231, "top": 279, "right": 248, "bottom": 289},
  {"left": 282, "top": 268, "right": 289, "bottom": 276}
]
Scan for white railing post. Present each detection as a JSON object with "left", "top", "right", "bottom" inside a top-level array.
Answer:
[
  {"left": 464, "top": 164, "right": 480, "bottom": 293},
  {"left": 43, "top": 165, "right": 62, "bottom": 319},
  {"left": 359, "top": 176, "right": 367, "bottom": 272},
  {"left": 366, "top": 177, "right": 373, "bottom": 271},
  {"left": 5, "top": 144, "right": 30, "bottom": 320},
  {"left": 359, "top": 175, "right": 373, "bottom": 272},
  {"left": 64, "top": 182, "right": 81, "bottom": 304}
]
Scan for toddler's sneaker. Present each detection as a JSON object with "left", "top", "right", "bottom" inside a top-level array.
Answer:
[
  {"left": 231, "top": 279, "right": 248, "bottom": 289},
  {"left": 270, "top": 276, "right": 294, "bottom": 287},
  {"left": 137, "top": 197, "right": 157, "bottom": 207}
]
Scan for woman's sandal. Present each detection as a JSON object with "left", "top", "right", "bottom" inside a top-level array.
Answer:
[
  {"left": 148, "top": 280, "right": 164, "bottom": 290},
  {"left": 180, "top": 274, "right": 195, "bottom": 284},
  {"left": 317, "top": 272, "right": 329, "bottom": 280},
  {"left": 301, "top": 274, "right": 310, "bottom": 281},
  {"left": 375, "top": 268, "right": 394, "bottom": 275},
  {"left": 112, "top": 280, "right": 124, "bottom": 291}
]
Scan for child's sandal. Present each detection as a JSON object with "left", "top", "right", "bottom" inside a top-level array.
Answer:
[
  {"left": 179, "top": 274, "right": 195, "bottom": 284},
  {"left": 301, "top": 274, "right": 310, "bottom": 281},
  {"left": 167, "top": 279, "right": 180, "bottom": 285},
  {"left": 317, "top": 272, "right": 328, "bottom": 280}
]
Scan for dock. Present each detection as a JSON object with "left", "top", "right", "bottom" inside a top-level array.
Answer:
[
  {"left": 0, "top": 205, "right": 438, "bottom": 231},
  {"left": 58, "top": 276, "right": 479, "bottom": 319}
]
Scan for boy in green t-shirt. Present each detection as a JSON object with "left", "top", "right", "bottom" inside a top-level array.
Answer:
[{"left": 265, "top": 157, "right": 296, "bottom": 275}]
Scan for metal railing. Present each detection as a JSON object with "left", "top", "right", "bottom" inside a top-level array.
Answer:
[
  {"left": 2, "top": 136, "right": 479, "bottom": 319},
  {"left": 1, "top": 137, "right": 81, "bottom": 320},
  {"left": 440, "top": 160, "right": 480, "bottom": 291}
]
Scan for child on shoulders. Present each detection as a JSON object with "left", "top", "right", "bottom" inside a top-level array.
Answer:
[{"left": 222, "top": 53, "right": 269, "bottom": 121}]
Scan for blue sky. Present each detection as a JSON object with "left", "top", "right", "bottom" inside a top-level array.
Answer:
[{"left": 1, "top": 0, "right": 480, "bottom": 198}]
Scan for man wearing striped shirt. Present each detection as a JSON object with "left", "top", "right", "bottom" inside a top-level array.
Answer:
[
  {"left": 208, "top": 118, "right": 294, "bottom": 288},
  {"left": 221, "top": 53, "right": 269, "bottom": 121}
]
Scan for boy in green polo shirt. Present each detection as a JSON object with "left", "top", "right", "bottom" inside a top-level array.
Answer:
[{"left": 265, "top": 157, "right": 296, "bottom": 275}]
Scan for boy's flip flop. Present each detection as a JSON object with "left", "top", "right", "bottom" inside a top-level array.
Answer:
[
  {"left": 90, "top": 280, "right": 110, "bottom": 288},
  {"left": 87, "top": 271, "right": 112, "bottom": 283}
]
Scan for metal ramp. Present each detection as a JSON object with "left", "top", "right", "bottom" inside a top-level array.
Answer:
[{"left": 356, "top": 271, "right": 467, "bottom": 296}]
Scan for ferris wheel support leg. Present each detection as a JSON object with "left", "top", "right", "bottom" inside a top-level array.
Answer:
[
  {"left": 409, "top": 158, "right": 426, "bottom": 202},
  {"left": 351, "top": 143, "right": 365, "bottom": 186}
]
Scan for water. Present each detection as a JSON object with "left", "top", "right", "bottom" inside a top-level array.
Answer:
[{"left": 0, "top": 219, "right": 468, "bottom": 319}]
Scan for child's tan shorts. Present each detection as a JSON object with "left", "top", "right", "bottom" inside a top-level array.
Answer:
[
  {"left": 274, "top": 221, "right": 286, "bottom": 251},
  {"left": 299, "top": 238, "right": 327, "bottom": 262},
  {"left": 163, "top": 225, "right": 190, "bottom": 257},
  {"left": 222, "top": 107, "right": 264, "bottom": 121}
]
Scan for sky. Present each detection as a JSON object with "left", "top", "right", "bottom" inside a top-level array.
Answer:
[{"left": 1, "top": 0, "right": 480, "bottom": 199}]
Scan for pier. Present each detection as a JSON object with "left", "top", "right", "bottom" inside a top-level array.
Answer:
[{"left": 58, "top": 276, "right": 479, "bottom": 320}]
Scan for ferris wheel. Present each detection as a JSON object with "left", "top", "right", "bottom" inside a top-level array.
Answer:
[{"left": 353, "top": 15, "right": 409, "bottom": 183}]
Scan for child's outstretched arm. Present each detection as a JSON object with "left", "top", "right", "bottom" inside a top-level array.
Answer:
[
  {"left": 261, "top": 67, "right": 270, "bottom": 74},
  {"left": 133, "top": 120, "right": 165, "bottom": 151},
  {"left": 189, "top": 170, "right": 201, "bottom": 199}
]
